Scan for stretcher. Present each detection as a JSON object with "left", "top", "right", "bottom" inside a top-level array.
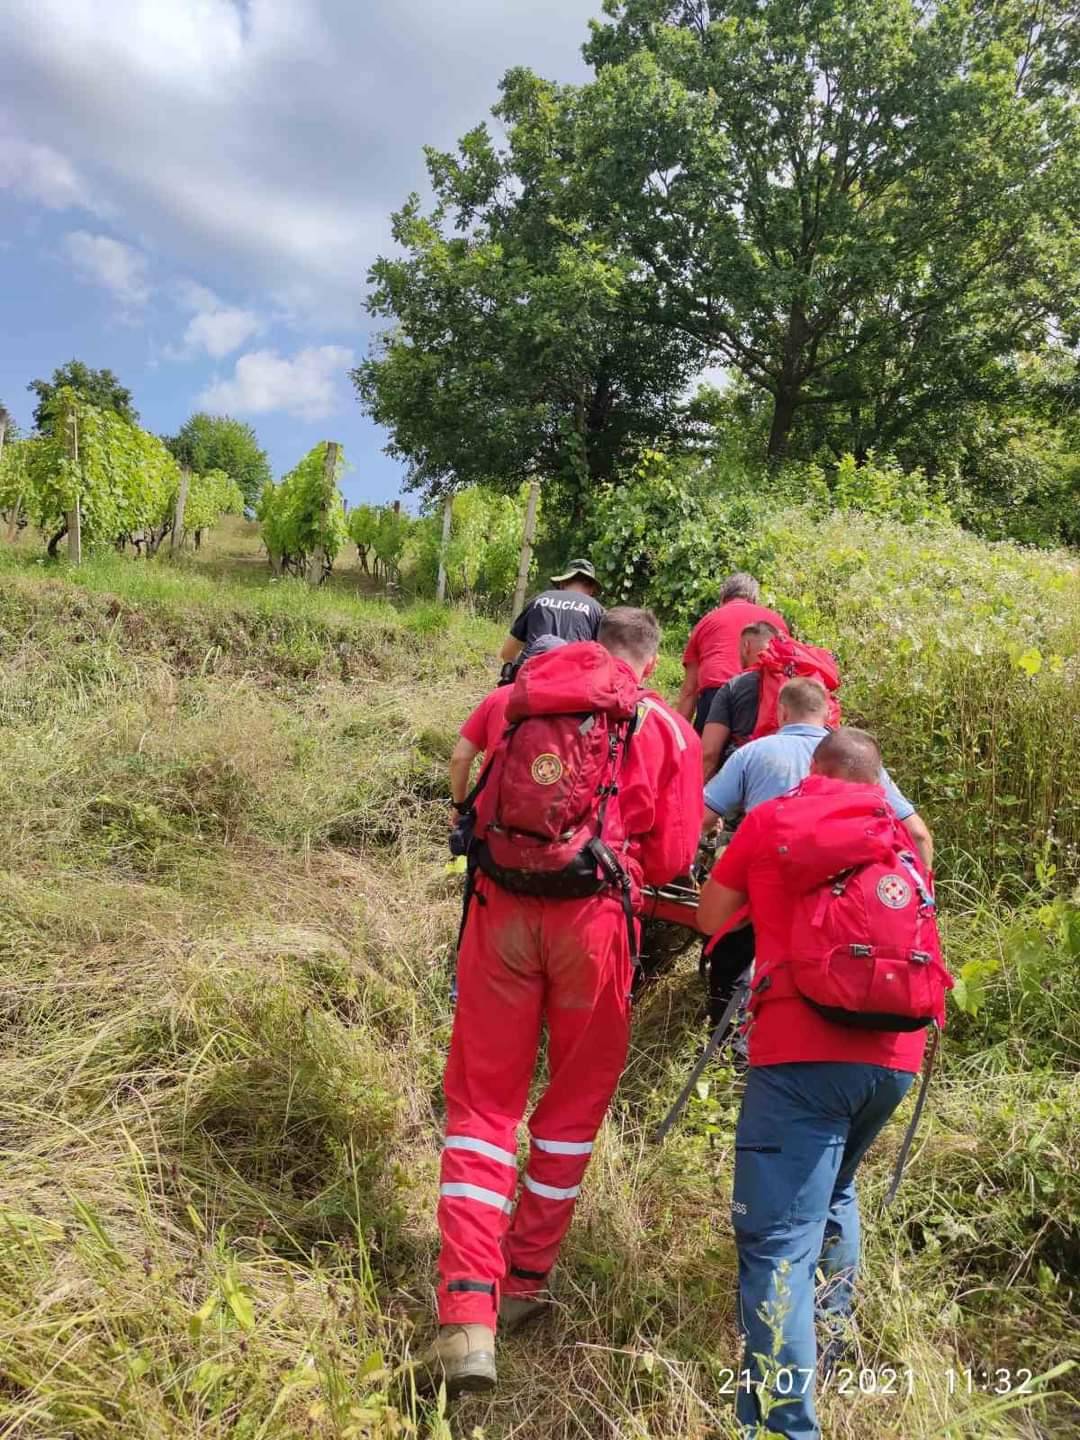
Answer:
[
  {"left": 635, "top": 880, "right": 709, "bottom": 995},
  {"left": 641, "top": 879, "right": 708, "bottom": 934}
]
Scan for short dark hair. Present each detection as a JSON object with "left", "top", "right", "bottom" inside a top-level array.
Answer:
[
  {"left": 599, "top": 606, "right": 661, "bottom": 665},
  {"left": 741, "top": 621, "right": 780, "bottom": 644},
  {"left": 721, "top": 572, "right": 760, "bottom": 604},
  {"left": 813, "top": 727, "right": 882, "bottom": 783},
  {"left": 778, "top": 677, "right": 829, "bottom": 721}
]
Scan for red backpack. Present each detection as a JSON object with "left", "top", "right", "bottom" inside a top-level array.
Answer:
[
  {"left": 748, "top": 635, "right": 842, "bottom": 742},
  {"left": 752, "top": 781, "right": 953, "bottom": 1031},
  {"left": 469, "top": 643, "right": 639, "bottom": 911}
]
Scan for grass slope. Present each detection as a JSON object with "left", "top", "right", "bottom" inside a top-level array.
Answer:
[{"left": 0, "top": 519, "right": 1077, "bottom": 1440}]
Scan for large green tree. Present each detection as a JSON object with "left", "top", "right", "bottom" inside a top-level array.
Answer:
[
  {"left": 581, "top": 0, "right": 1080, "bottom": 461},
  {"left": 355, "top": 71, "right": 710, "bottom": 507},
  {"left": 29, "top": 360, "right": 138, "bottom": 434},
  {"left": 164, "top": 413, "right": 271, "bottom": 510}
]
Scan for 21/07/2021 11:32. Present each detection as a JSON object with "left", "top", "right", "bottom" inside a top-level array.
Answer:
[{"left": 811, "top": 1367, "right": 1038, "bottom": 1398}]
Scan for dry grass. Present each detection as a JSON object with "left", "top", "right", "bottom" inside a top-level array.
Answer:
[{"left": 0, "top": 521, "right": 1076, "bottom": 1439}]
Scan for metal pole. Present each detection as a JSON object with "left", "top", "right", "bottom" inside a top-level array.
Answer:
[{"left": 652, "top": 969, "right": 751, "bottom": 1143}]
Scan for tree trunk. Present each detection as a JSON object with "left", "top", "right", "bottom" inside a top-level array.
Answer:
[
  {"left": 766, "top": 387, "right": 800, "bottom": 463},
  {"left": 766, "top": 306, "right": 809, "bottom": 463},
  {"left": 47, "top": 523, "right": 68, "bottom": 559}
]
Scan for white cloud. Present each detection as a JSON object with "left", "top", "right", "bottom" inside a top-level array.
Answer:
[
  {"left": 184, "top": 307, "right": 261, "bottom": 357},
  {"left": 176, "top": 279, "right": 261, "bottom": 357},
  {"left": 63, "top": 230, "right": 150, "bottom": 306},
  {"left": 0, "top": 135, "right": 96, "bottom": 211},
  {"left": 198, "top": 345, "right": 355, "bottom": 420},
  {"left": 0, "top": 0, "right": 596, "bottom": 315},
  {"left": 177, "top": 279, "right": 220, "bottom": 313}
]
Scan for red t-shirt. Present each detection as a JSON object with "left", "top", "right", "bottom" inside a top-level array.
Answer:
[
  {"left": 683, "top": 600, "right": 790, "bottom": 693},
  {"left": 709, "top": 788, "right": 926, "bottom": 1072},
  {"left": 460, "top": 686, "right": 513, "bottom": 753}
]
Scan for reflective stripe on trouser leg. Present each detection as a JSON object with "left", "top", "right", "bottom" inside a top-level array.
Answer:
[
  {"left": 504, "top": 1141, "right": 593, "bottom": 1293},
  {"left": 437, "top": 1145, "right": 519, "bottom": 1325},
  {"left": 531, "top": 1136, "right": 594, "bottom": 1156},
  {"left": 505, "top": 889, "right": 634, "bottom": 1291},
  {"left": 437, "top": 880, "right": 545, "bottom": 1328}
]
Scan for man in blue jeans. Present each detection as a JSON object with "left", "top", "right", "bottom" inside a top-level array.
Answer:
[{"left": 699, "top": 728, "right": 931, "bottom": 1439}]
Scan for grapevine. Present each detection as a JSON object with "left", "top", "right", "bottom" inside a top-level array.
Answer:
[
  {"left": 0, "top": 390, "right": 245, "bottom": 557},
  {"left": 258, "top": 442, "right": 348, "bottom": 582}
]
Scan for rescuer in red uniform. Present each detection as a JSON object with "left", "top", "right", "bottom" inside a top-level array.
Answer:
[{"left": 420, "top": 607, "right": 702, "bottom": 1396}]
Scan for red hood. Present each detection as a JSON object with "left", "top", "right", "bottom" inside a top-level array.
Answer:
[
  {"left": 507, "top": 642, "right": 639, "bottom": 721},
  {"left": 795, "top": 774, "right": 887, "bottom": 804},
  {"left": 772, "top": 774, "right": 898, "bottom": 892}
]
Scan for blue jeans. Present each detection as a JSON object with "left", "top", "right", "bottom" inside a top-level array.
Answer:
[{"left": 732, "top": 1062, "right": 915, "bottom": 1439}]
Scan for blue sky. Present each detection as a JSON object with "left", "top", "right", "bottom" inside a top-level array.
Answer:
[{"left": 0, "top": 0, "right": 598, "bottom": 505}]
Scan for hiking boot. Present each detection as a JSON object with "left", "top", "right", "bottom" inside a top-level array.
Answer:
[
  {"left": 499, "top": 1293, "right": 547, "bottom": 1334},
  {"left": 415, "top": 1323, "right": 497, "bottom": 1398}
]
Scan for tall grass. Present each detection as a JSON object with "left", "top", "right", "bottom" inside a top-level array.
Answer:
[{"left": 0, "top": 515, "right": 1076, "bottom": 1438}]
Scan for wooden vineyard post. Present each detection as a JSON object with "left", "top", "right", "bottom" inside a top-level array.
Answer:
[
  {"left": 67, "top": 496, "right": 82, "bottom": 565},
  {"left": 306, "top": 440, "right": 339, "bottom": 586},
  {"left": 435, "top": 493, "right": 453, "bottom": 603},
  {"left": 65, "top": 406, "right": 82, "bottom": 566},
  {"left": 0, "top": 417, "right": 17, "bottom": 543},
  {"left": 511, "top": 479, "right": 541, "bottom": 618},
  {"left": 170, "top": 467, "right": 191, "bottom": 553}
]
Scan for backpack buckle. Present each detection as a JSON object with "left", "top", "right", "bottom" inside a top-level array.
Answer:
[
  {"left": 910, "top": 950, "right": 932, "bottom": 965},
  {"left": 849, "top": 944, "right": 873, "bottom": 957}
]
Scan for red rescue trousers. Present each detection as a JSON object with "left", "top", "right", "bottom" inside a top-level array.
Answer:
[{"left": 436, "top": 876, "right": 634, "bottom": 1328}]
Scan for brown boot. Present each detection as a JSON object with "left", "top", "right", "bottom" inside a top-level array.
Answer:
[
  {"left": 499, "top": 1294, "right": 547, "bottom": 1334},
  {"left": 415, "top": 1323, "right": 497, "bottom": 1398}
]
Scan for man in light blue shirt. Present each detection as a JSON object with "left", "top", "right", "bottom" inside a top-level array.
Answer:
[{"left": 703, "top": 677, "right": 933, "bottom": 867}]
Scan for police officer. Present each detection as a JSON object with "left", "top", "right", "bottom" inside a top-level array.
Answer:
[{"left": 498, "top": 559, "right": 604, "bottom": 682}]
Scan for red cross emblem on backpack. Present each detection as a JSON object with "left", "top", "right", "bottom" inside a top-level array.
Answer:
[{"left": 876, "top": 873, "right": 912, "bottom": 909}]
